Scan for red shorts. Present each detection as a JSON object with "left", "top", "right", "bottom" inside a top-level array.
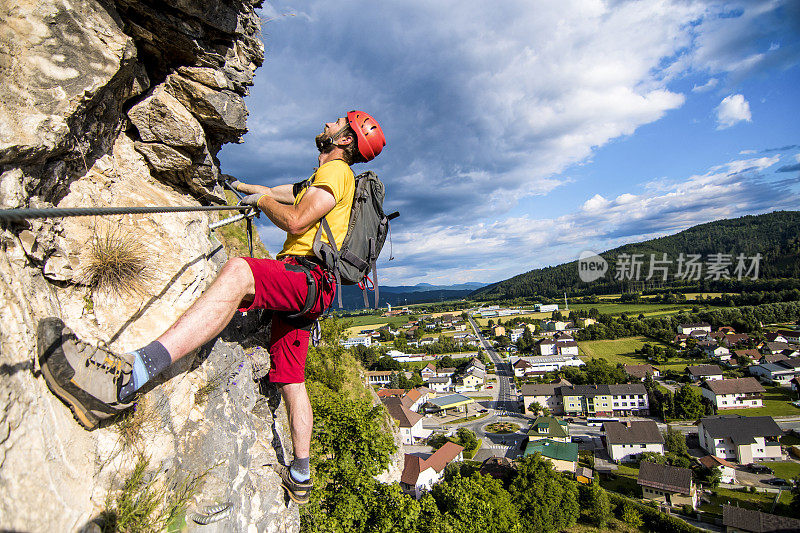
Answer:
[{"left": 238, "top": 256, "right": 335, "bottom": 383}]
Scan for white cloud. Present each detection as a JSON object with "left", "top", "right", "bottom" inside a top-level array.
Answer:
[
  {"left": 691, "top": 78, "right": 718, "bottom": 92},
  {"left": 716, "top": 94, "right": 752, "bottom": 129},
  {"left": 378, "top": 152, "right": 798, "bottom": 284},
  {"left": 582, "top": 194, "right": 610, "bottom": 212},
  {"left": 227, "top": 1, "right": 800, "bottom": 286}
]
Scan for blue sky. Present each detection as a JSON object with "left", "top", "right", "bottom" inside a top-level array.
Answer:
[{"left": 219, "top": 0, "right": 800, "bottom": 286}]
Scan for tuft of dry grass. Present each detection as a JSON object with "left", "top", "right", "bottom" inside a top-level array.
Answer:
[
  {"left": 76, "top": 224, "right": 155, "bottom": 296},
  {"left": 113, "top": 398, "right": 162, "bottom": 452},
  {"left": 100, "top": 455, "right": 207, "bottom": 533},
  {"left": 194, "top": 371, "right": 227, "bottom": 407}
]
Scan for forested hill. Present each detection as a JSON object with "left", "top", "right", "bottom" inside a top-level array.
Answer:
[{"left": 473, "top": 210, "right": 800, "bottom": 299}]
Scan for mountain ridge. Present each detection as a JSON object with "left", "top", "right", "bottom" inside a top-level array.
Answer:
[{"left": 473, "top": 210, "right": 800, "bottom": 299}]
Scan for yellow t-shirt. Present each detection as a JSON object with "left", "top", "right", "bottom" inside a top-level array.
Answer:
[{"left": 277, "top": 159, "right": 355, "bottom": 258}]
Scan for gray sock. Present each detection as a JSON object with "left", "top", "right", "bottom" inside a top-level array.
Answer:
[
  {"left": 119, "top": 341, "right": 172, "bottom": 401},
  {"left": 290, "top": 457, "right": 310, "bottom": 482}
]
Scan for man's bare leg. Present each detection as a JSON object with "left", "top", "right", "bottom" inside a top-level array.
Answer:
[
  {"left": 279, "top": 382, "right": 313, "bottom": 458},
  {"left": 157, "top": 258, "right": 256, "bottom": 361},
  {"left": 116, "top": 258, "right": 257, "bottom": 401}
]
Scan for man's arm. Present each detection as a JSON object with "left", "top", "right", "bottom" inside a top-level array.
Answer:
[
  {"left": 235, "top": 182, "right": 296, "bottom": 204},
  {"left": 256, "top": 186, "right": 336, "bottom": 235}
]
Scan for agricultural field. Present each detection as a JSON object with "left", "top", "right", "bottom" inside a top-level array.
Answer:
[
  {"left": 340, "top": 314, "right": 411, "bottom": 337},
  {"left": 578, "top": 336, "right": 696, "bottom": 372},
  {"left": 472, "top": 302, "right": 696, "bottom": 326},
  {"left": 567, "top": 302, "right": 695, "bottom": 317},
  {"left": 682, "top": 292, "right": 726, "bottom": 300}
]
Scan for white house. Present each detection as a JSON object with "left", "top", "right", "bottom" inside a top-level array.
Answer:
[
  {"left": 427, "top": 376, "right": 452, "bottom": 393},
  {"left": 341, "top": 336, "right": 372, "bottom": 348},
  {"left": 510, "top": 328, "right": 525, "bottom": 343},
  {"left": 382, "top": 397, "right": 431, "bottom": 445},
  {"left": 520, "top": 383, "right": 564, "bottom": 415},
  {"left": 775, "top": 330, "right": 800, "bottom": 344},
  {"left": 699, "top": 455, "right": 737, "bottom": 484},
  {"left": 537, "top": 338, "right": 557, "bottom": 356},
  {"left": 687, "top": 364, "right": 724, "bottom": 382},
  {"left": 638, "top": 462, "right": 698, "bottom": 510},
  {"left": 435, "top": 367, "right": 456, "bottom": 378},
  {"left": 455, "top": 368, "right": 485, "bottom": 392},
  {"left": 705, "top": 345, "right": 731, "bottom": 361},
  {"left": 420, "top": 363, "right": 437, "bottom": 381},
  {"left": 603, "top": 420, "right": 665, "bottom": 463},
  {"left": 678, "top": 322, "right": 712, "bottom": 335},
  {"left": 749, "top": 358, "right": 800, "bottom": 386},
  {"left": 698, "top": 415, "right": 783, "bottom": 463},
  {"left": 513, "top": 358, "right": 533, "bottom": 377},
  {"left": 700, "top": 378, "right": 765, "bottom": 409},
  {"left": 400, "top": 442, "right": 464, "bottom": 499},
  {"left": 557, "top": 341, "right": 580, "bottom": 357}
]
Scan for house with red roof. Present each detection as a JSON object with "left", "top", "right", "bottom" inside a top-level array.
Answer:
[
  {"left": 382, "top": 396, "right": 430, "bottom": 445},
  {"left": 698, "top": 455, "right": 737, "bottom": 484},
  {"left": 400, "top": 441, "right": 464, "bottom": 499}
]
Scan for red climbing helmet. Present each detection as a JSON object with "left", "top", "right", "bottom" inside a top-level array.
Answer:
[{"left": 346, "top": 110, "right": 385, "bottom": 162}]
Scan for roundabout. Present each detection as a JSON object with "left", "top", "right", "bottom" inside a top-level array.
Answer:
[{"left": 484, "top": 421, "right": 521, "bottom": 434}]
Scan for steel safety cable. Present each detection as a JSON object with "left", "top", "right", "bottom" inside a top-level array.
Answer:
[{"left": 0, "top": 204, "right": 255, "bottom": 222}]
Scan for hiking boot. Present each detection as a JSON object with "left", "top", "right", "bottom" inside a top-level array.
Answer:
[
  {"left": 271, "top": 464, "right": 313, "bottom": 504},
  {"left": 38, "top": 317, "right": 135, "bottom": 430}
]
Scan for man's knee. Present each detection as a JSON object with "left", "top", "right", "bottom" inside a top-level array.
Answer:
[{"left": 219, "top": 257, "right": 256, "bottom": 294}]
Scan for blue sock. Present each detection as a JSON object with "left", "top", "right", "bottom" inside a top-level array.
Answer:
[
  {"left": 290, "top": 457, "right": 310, "bottom": 482},
  {"left": 119, "top": 341, "right": 172, "bottom": 401}
]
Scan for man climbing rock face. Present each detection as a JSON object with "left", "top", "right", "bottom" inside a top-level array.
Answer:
[{"left": 38, "top": 110, "right": 386, "bottom": 505}]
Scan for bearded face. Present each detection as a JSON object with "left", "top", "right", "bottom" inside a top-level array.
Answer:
[{"left": 315, "top": 131, "right": 334, "bottom": 154}]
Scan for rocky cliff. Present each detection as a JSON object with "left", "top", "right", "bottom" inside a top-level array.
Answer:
[{"left": 0, "top": 1, "right": 302, "bottom": 530}]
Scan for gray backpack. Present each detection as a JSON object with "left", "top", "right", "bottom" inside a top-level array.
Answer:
[{"left": 312, "top": 170, "right": 399, "bottom": 308}]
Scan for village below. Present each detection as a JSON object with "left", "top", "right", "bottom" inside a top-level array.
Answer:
[{"left": 337, "top": 287, "right": 800, "bottom": 532}]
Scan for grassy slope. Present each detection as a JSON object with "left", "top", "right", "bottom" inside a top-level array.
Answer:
[{"left": 214, "top": 190, "right": 271, "bottom": 259}]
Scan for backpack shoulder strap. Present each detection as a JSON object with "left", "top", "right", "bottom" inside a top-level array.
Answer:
[{"left": 313, "top": 216, "right": 344, "bottom": 308}]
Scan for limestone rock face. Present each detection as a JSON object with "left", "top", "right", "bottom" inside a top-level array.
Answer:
[
  {"left": 0, "top": 1, "right": 136, "bottom": 167},
  {"left": 135, "top": 141, "right": 194, "bottom": 172},
  {"left": 0, "top": 0, "right": 301, "bottom": 530},
  {"left": 166, "top": 73, "right": 248, "bottom": 135},
  {"left": 128, "top": 87, "right": 206, "bottom": 149}
]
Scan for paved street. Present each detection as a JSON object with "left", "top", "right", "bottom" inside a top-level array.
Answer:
[{"left": 418, "top": 316, "right": 530, "bottom": 460}]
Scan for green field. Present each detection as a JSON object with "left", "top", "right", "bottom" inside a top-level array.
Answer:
[
  {"left": 473, "top": 302, "right": 695, "bottom": 327},
  {"left": 578, "top": 336, "right": 695, "bottom": 372},
  {"left": 599, "top": 464, "right": 640, "bottom": 496},
  {"left": 725, "top": 385, "right": 800, "bottom": 418},
  {"left": 756, "top": 461, "right": 800, "bottom": 481},
  {"left": 701, "top": 487, "right": 776, "bottom": 515},
  {"left": 567, "top": 302, "right": 695, "bottom": 317}
]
